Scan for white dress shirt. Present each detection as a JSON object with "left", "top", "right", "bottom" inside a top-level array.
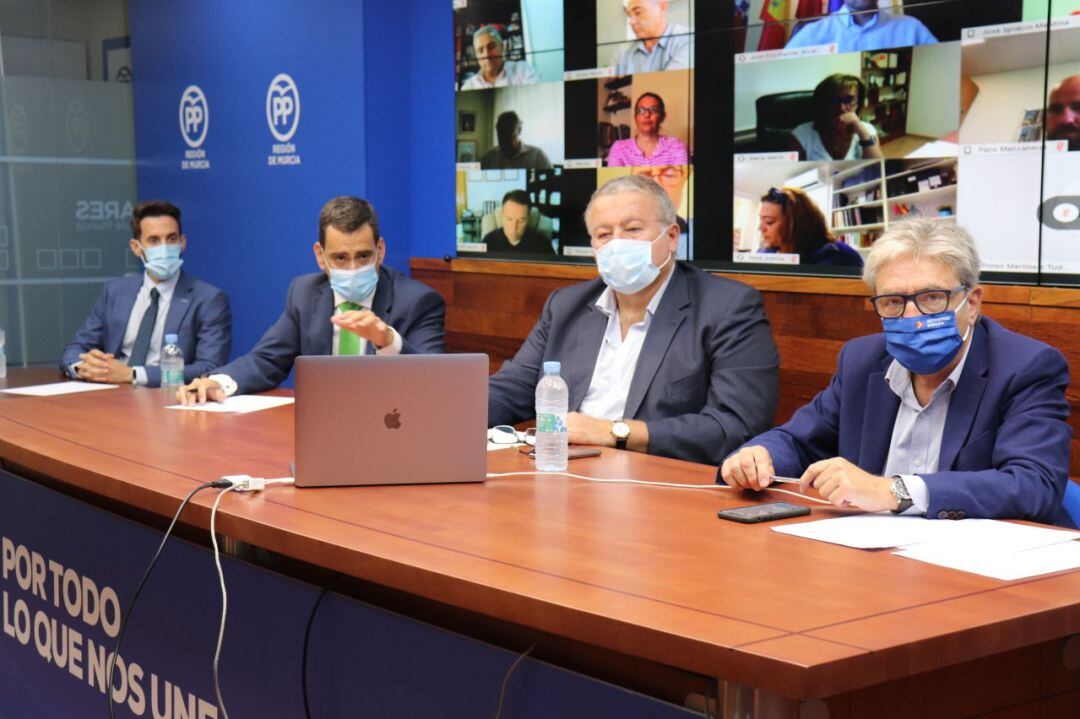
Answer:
[
  {"left": 73, "top": 271, "right": 180, "bottom": 386},
  {"left": 882, "top": 342, "right": 971, "bottom": 515},
  {"left": 210, "top": 285, "right": 402, "bottom": 397},
  {"left": 578, "top": 270, "right": 674, "bottom": 421}
]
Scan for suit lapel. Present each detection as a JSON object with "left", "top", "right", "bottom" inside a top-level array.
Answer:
[
  {"left": 163, "top": 273, "right": 194, "bottom": 337},
  {"left": 623, "top": 267, "right": 689, "bottom": 419},
  {"left": 939, "top": 321, "right": 989, "bottom": 471},
  {"left": 857, "top": 356, "right": 900, "bottom": 474},
  {"left": 567, "top": 285, "right": 608, "bottom": 411},
  {"left": 109, "top": 275, "right": 143, "bottom": 355},
  {"left": 312, "top": 280, "right": 335, "bottom": 356}
]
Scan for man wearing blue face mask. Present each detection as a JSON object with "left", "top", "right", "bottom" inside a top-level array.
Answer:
[
  {"left": 488, "top": 174, "right": 780, "bottom": 465},
  {"left": 177, "top": 196, "right": 445, "bottom": 404},
  {"left": 721, "top": 218, "right": 1075, "bottom": 528},
  {"left": 60, "top": 200, "right": 232, "bottom": 387}
]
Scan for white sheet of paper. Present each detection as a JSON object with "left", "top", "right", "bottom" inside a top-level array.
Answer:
[
  {"left": 895, "top": 540, "right": 1080, "bottom": 581},
  {"left": 772, "top": 514, "right": 1080, "bottom": 551},
  {"left": 772, "top": 514, "right": 952, "bottom": 549},
  {"left": 1, "top": 382, "right": 119, "bottom": 397},
  {"left": 166, "top": 395, "right": 294, "bottom": 414}
]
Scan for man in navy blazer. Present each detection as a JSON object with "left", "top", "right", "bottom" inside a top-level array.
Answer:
[
  {"left": 178, "top": 196, "right": 445, "bottom": 403},
  {"left": 722, "top": 219, "right": 1075, "bottom": 528},
  {"left": 489, "top": 175, "right": 780, "bottom": 465},
  {"left": 59, "top": 200, "right": 231, "bottom": 388}
]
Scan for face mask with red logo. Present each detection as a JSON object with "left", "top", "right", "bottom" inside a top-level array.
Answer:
[{"left": 882, "top": 294, "right": 971, "bottom": 375}]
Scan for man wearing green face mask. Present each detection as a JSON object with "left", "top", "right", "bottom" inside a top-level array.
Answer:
[{"left": 60, "top": 200, "right": 232, "bottom": 387}]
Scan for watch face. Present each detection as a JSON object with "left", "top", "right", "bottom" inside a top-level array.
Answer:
[
  {"left": 891, "top": 477, "right": 911, "bottom": 500},
  {"left": 612, "top": 421, "right": 630, "bottom": 439}
]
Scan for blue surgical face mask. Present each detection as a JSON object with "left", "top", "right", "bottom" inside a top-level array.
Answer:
[
  {"left": 141, "top": 244, "right": 183, "bottom": 280},
  {"left": 329, "top": 262, "right": 379, "bottom": 303},
  {"left": 882, "top": 294, "right": 972, "bottom": 375},
  {"left": 594, "top": 228, "right": 673, "bottom": 295}
]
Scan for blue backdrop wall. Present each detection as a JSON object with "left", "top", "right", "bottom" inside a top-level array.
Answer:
[{"left": 131, "top": 0, "right": 454, "bottom": 362}]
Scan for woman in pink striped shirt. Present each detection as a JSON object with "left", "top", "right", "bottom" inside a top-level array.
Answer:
[{"left": 606, "top": 92, "right": 690, "bottom": 167}]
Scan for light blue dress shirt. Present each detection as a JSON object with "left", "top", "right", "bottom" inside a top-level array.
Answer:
[
  {"left": 611, "top": 23, "right": 691, "bottom": 75},
  {"left": 786, "top": 8, "right": 937, "bottom": 53},
  {"left": 882, "top": 343, "right": 970, "bottom": 515}
]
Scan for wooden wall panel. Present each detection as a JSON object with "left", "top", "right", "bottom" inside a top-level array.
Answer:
[{"left": 413, "top": 259, "right": 1080, "bottom": 475}]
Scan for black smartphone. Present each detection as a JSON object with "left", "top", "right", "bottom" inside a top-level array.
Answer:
[
  {"left": 716, "top": 502, "right": 811, "bottom": 524},
  {"left": 520, "top": 447, "right": 602, "bottom": 460}
]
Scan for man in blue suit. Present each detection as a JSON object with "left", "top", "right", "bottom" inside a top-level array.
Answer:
[
  {"left": 178, "top": 196, "right": 445, "bottom": 403},
  {"left": 488, "top": 175, "right": 780, "bottom": 465},
  {"left": 721, "top": 219, "right": 1075, "bottom": 528},
  {"left": 59, "top": 200, "right": 231, "bottom": 387}
]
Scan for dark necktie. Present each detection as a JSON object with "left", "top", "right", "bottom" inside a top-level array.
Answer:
[{"left": 128, "top": 288, "right": 160, "bottom": 367}]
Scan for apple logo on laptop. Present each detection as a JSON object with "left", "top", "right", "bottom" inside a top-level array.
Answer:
[{"left": 384, "top": 409, "right": 402, "bottom": 429}]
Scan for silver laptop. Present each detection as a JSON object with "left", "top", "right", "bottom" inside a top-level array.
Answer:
[{"left": 294, "top": 354, "right": 488, "bottom": 487}]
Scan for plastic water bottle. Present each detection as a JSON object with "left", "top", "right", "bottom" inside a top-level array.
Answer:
[
  {"left": 534, "top": 361, "right": 568, "bottom": 472},
  {"left": 0, "top": 327, "right": 6, "bottom": 379},
  {"left": 160, "top": 333, "right": 184, "bottom": 393}
]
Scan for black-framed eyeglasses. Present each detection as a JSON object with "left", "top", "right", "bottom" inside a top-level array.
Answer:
[
  {"left": 829, "top": 94, "right": 857, "bottom": 106},
  {"left": 870, "top": 285, "right": 967, "bottom": 318},
  {"left": 765, "top": 187, "right": 789, "bottom": 206},
  {"left": 635, "top": 106, "right": 662, "bottom": 116}
]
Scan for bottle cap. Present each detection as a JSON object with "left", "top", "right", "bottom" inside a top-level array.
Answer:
[
  {"left": 543, "top": 361, "right": 561, "bottom": 375},
  {"left": 165, "top": 333, "right": 179, "bottom": 344}
]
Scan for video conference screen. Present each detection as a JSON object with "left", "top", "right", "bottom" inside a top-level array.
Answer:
[{"left": 453, "top": 0, "right": 1080, "bottom": 285}]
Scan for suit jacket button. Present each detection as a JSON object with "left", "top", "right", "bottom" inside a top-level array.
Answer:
[
  {"left": 938, "top": 510, "right": 949, "bottom": 519},
  {"left": 948, "top": 511, "right": 959, "bottom": 520},
  {"left": 956, "top": 511, "right": 966, "bottom": 519}
]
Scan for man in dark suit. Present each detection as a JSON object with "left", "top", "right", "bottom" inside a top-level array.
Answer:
[
  {"left": 59, "top": 200, "right": 231, "bottom": 387},
  {"left": 178, "top": 196, "right": 445, "bottom": 403},
  {"left": 721, "top": 218, "right": 1075, "bottom": 528},
  {"left": 488, "top": 174, "right": 780, "bottom": 465}
]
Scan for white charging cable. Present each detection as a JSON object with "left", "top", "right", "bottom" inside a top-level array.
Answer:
[
  {"left": 484, "top": 471, "right": 833, "bottom": 505},
  {"left": 208, "top": 475, "right": 297, "bottom": 719}
]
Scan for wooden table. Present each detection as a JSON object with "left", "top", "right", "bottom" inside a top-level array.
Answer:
[{"left": 1, "top": 368, "right": 1078, "bottom": 718}]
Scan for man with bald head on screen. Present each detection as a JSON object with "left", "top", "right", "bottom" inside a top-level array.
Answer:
[{"left": 1047, "top": 76, "right": 1080, "bottom": 151}]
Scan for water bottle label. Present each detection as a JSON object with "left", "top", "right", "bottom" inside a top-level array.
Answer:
[
  {"left": 536, "top": 413, "right": 567, "bottom": 433},
  {"left": 162, "top": 368, "right": 184, "bottom": 386}
]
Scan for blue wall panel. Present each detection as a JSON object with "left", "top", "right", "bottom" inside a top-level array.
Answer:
[{"left": 131, "top": 0, "right": 371, "bottom": 361}]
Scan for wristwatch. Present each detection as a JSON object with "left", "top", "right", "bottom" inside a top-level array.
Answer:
[
  {"left": 859, "top": 136, "right": 877, "bottom": 148},
  {"left": 611, "top": 420, "right": 631, "bottom": 450},
  {"left": 890, "top": 476, "right": 913, "bottom": 514}
]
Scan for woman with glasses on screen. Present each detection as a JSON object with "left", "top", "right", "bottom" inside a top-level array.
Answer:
[
  {"left": 790, "top": 74, "right": 883, "bottom": 162},
  {"left": 757, "top": 186, "right": 863, "bottom": 267},
  {"left": 606, "top": 92, "right": 690, "bottom": 167}
]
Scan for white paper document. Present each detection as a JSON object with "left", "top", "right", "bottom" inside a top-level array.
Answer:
[
  {"left": 773, "top": 513, "right": 1080, "bottom": 580},
  {"left": 895, "top": 540, "right": 1080, "bottom": 581},
  {"left": 166, "top": 396, "right": 294, "bottom": 414},
  {"left": 772, "top": 514, "right": 955, "bottom": 549},
  {"left": 1, "top": 382, "right": 119, "bottom": 397},
  {"left": 773, "top": 515, "right": 1080, "bottom": 551}
]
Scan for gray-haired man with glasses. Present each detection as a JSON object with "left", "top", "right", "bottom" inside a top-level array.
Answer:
[{"left": 720, "top": 218, "right": 1075, "bottom": 527}]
